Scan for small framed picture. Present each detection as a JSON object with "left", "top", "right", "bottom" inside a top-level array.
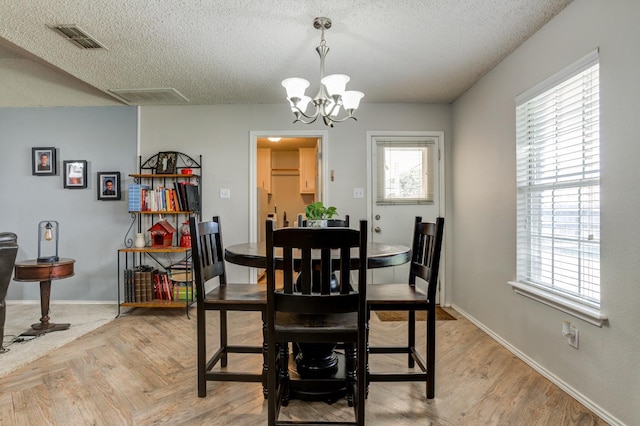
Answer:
[
  {"left": 32, "top": 147, "right": 56, "bottom": 176},
  {"left": 97, "top": 172, "right": 121, "bottom": 200},
  {"left": 156, "top": 151, "right": 177, "bottom": 174},
  {"left": 63, "top": 160, "right": 88, "bottom": 189}
]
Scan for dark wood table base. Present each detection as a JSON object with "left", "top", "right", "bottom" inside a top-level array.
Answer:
[
  {"left": 13, "top": 258, "right": 75, "bottom": 337},
  {"left": 20, "top": 279, "right": 71, "bottom": 336}
]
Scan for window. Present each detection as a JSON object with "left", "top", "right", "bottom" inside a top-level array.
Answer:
[
  {"left": 376, "top": 140, "right": 436, "bottom": 204},
  {"left": 514, "top": 50, "right": 600, "bottom": 311}
]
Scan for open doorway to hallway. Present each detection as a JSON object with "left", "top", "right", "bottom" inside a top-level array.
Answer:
[
  {"left": 256, "top": 136, "right": 319, "bottom": 241},
  {"left": 249, "top": 130, "right": 330, "bottom": 283}
]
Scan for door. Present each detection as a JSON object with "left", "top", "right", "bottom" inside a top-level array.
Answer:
[{"left": 367, "top": 132, "right": 444, "bottom": 295}]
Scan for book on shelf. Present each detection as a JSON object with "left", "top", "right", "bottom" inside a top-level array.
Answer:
[
  {"left": 128, "top": 184, "right": 149, "bottom": 212},
  {"left": 183, "top": 183, "right": 200, "bottom": 212},
  {"left": 173, "top": 181, "right": 199, "bottom": 212},
  {"left": 153, "top": 272, "right": 174, "bottom": 301},
  {"left": 173, "top": 282, "right": 195, "bottom": 301}
]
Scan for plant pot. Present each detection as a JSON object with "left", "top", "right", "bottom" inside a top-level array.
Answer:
[{"left": 306, "top": 219, "right": 327, "bottom": 228}]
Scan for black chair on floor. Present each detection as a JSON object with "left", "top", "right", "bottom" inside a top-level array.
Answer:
[
  {"left": 265, "top": 219, "right": 368, "bottom": 426},
  {"left": 0, "top": 233, "right": 18, "bottom": 354},
  {"left": 190, "top": 216, "right": 267, "bottom": 398},
  {"left": 366, "top": 216, "right": 444, "bottom": 399}
]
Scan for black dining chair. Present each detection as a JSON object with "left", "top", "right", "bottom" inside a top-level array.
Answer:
[
  {"left": 265, "top": 219, "right": 368, "bottom": 426},
  {"left": 189, "top": 216, "right": 267, "bottom": 398},
  {"left": 366, "top": 216, "right": 444, "bottom": 399}
]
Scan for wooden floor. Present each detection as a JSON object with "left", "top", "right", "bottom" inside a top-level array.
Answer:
[{"left": 0, "top": 306, "right": 606, "bottom": 425}]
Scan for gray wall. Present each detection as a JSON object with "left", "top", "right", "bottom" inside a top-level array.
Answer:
[
  {"left": 451, "top": 1, "right": 639, "bottom": 424},
  {"left": 138, "top": 103, "right": 453, "bottom": 284},
  {"left": 1, "top": 106, "right": 137, "bottom": 301}
]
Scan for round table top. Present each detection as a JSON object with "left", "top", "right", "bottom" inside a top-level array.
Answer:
[
  {"left": 14, "top": 258, "right": 75, "bottom": 267},
  {"left": 13, "top": 258, "right": 75, "bottom": 282},
  {"left": 224, "top": 242, "right": 410, "bottom": 269}
]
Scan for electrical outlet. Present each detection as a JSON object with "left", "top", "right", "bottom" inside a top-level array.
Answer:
[
  {"left": 562, "top": 321, "right": 579, "bottom": 349},
  {"left": 220, "top": 188, "right": 231, "bottom": 199},
  {"left": 567, "top": 326, "right": 579, "bottom": 348}
]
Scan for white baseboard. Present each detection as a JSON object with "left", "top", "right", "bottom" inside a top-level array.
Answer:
[{"left": 450, "top": 303, "right": 622, "bottom": 426}]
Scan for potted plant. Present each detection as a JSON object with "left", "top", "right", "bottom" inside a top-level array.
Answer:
[{"left": 304, "top": 201, "right": 338, "bottom": 228}]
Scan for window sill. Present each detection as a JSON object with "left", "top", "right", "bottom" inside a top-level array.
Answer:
[{"left": 508, "top": 281, "right": 608, "bottom": 327}]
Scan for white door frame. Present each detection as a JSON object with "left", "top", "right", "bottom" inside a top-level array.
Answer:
[
  {"left": 365, "top": 130, "right": 446, "bottom": 305},
  {"left": 249, "top": 130, "right": 330, "bottom": 283}
]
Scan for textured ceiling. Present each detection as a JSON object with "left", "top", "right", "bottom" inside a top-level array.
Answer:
[{"left": 0, "top": 0, "right": 573, "bottom": 107}]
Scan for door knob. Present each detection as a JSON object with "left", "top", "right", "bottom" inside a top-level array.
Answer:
[
  {"left": 375, "top": 215, "right": 381, "bottom": 220},
  {"left": 374, "top": 226, "right": 381, "bottom": 233}
]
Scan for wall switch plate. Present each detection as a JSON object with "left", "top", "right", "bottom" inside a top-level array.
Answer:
[
  {"left": 220, "top": 188, "right": 231, "bottom": 198},
  {"left": 353, "top": 187, "right": 365, "bottom": 198}
]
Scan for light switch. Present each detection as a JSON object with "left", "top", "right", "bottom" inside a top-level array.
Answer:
[
  {"left": 353, "top": 187, "right": 365, "bottom": 198},
  {"left": 220, "top": 188, "right": 231, "bottom": 198}
]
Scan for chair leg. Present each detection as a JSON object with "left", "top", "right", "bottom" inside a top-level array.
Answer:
[
  {"left": 262, "top": 310, "right": 268, "bottom": 399},
  {"left": 365, "top": 310, "right": 370, "bottom": 399},
  {"left": 267, "top": 338, "right": 277, "bottom": 426},
  {"left": 197, "top": 306, "right": 206, "bottom": 397},
  {"left": 220, "top": 310, "right": 228, "bottom": 367},
  {"left": 426, "top": 308, "right": 436, "bottom": 399},
  {"left": 356, "top": 333, "right": 367, "bottom": 425},
  {"left": 408, "top": 310, "right": 416, "bottom": 368}
]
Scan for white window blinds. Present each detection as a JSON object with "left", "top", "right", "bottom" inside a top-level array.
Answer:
[{"left": 515, "top": 50, "right": 600, "bottom": 306}]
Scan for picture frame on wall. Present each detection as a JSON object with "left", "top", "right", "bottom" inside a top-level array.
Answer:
[
  {"left": 97, "top": 171, "right": 121, "bottom": 200},
  {"left": 63, "top": 160, "right": 88, "bottom": 188},
  {"left": 32, "top": 147, "right": 56, "bottom": 176},
  {"left": 155, "top": 151, "right": 177, "bottom": 174}
]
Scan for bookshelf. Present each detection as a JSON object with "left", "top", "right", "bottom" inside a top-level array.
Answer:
[{"left": 116, "top": 152, "right": 201, "bottom": 317}]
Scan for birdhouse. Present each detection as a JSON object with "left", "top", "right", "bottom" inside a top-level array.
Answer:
[{"left": 148, "top": 220, "right": 176, "bottom": 247}]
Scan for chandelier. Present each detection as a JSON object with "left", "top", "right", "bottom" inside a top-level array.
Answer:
[{"left": 281, "top": 17, "right": 364, "bottom": 127}]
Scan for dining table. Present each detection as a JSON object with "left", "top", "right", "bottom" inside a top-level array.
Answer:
[{"left": 224, "top": 239, "right": 411, "bottom": 402}]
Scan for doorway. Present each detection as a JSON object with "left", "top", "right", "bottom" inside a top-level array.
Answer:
[
  {"left": 249, "top": 130, "right": 330, "bottom": 283},
  {"left": 366, "top": 131, "right": 445, "bottom": 302}
]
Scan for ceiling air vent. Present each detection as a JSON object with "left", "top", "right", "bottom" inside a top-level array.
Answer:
[
  {"left": 53, "top": 25, "right": 105, "bottom": 49},
  {"left": 108, "top": 88, "right": 190, "bottom": 105}
]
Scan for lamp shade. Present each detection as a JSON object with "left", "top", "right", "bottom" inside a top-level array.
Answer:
[
  {"left": 282, "top": 78, "right": 310, "bottom": 100},
  {"left": 321, "top": 74, "right": 350, "bottom": 97},
  {"left": 342, "top": 90, "right": 365, "bottom": 110}
]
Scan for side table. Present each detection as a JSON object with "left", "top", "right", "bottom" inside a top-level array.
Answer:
[{"left": 13, "top": 258, "right": 75, "bottom": 336}]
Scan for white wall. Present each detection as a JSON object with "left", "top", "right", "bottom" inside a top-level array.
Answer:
[
  {"left": 139, "top": 103, "right": 453, "bottom": 286},
  {"left": 0, "top": 106, "right": 138, "bottom": 302},
  {"left": 451, "top": 1, "right": 640, "bottom": 424}
]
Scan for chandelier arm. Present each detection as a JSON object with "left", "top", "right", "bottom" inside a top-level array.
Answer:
[
  {"left": 292, "top": 114, "right": 319, "bottom": 125},
  {"left": 289, "top": 102, "right": 321, "bottom": 120}
]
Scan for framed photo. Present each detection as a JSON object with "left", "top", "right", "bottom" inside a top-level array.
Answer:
[
  {"left": 63, "top": 160, "right": 88, "bottom": 189},
  {"left": 97, "top": 172, "right": 121, "bottom": 200},
  {"left": 32, "top": 147, "right": 56, "bottom": 176},
  {"left": 156, "top": 151, "right": 177, "bottom": 174}
]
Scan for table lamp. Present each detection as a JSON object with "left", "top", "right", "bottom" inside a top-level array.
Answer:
[{"left": 37, "top": 220, "right": 59, "bottom": 263}]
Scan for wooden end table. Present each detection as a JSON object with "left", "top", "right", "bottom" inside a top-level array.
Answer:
[{"left": 13, "top": 258, "right": 75, "bottom": 336}]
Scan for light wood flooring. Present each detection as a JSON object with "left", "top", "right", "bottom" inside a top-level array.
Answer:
[{"left": 0, "top": 306, "right": 606, "bottom": 425}]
